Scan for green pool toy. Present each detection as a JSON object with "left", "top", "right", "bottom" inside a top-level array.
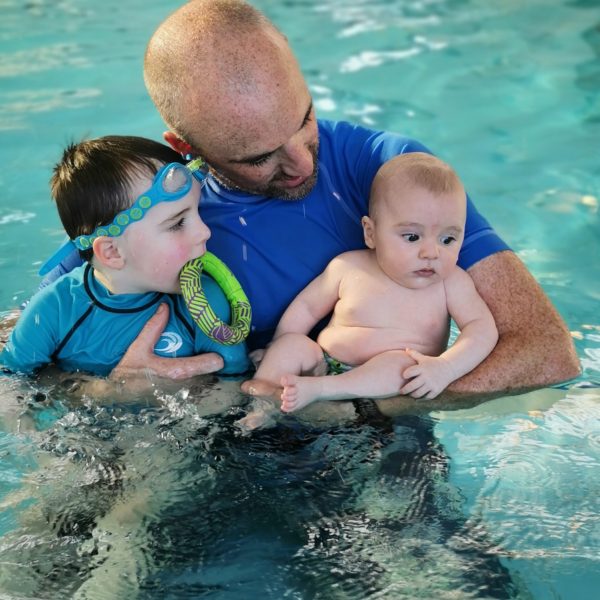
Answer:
[{"left": 180, "top": 252, "right": 252, "bottom": 345}]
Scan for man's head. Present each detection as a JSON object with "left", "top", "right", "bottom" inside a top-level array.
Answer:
[
  {"left": 144, "top": 0, "right": 319, "bottom": 200},
  {"left": 362, "top": 153, "right": 467, "bottom": 288}
]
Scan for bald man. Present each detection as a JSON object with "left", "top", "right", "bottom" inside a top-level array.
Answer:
[{"left": 41, "top": 0, "right": 578, "bottom": 406}]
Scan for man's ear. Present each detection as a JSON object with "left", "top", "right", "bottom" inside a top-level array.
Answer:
[
  {"left": 92, "top": 237, "right": 125, "bottom": 269},
  {"left": 362, "top": 216, "right": 376, "bottom": 249},
  {"left": 163, "top": 131, "right": 194, "bottom": 158}
]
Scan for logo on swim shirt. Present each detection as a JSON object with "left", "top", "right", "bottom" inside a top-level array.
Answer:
[{"left": 155, "top": 331, "right": 183, "bottom": 354}]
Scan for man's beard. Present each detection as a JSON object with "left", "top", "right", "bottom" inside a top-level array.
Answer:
[{"left": 210, "top": 142, "right": 319, "bottom": 201}]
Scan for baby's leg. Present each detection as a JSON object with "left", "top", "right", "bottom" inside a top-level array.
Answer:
[
  {"left": 280, "top": 350, "right": 415, "bottom": 413},
  {"left": 241, "top": 333, "right": 325, "bottom": 397}
]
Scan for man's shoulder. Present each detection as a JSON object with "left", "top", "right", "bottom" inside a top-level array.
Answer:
[
  {"left": 317, "top": 118, "right": 378, "bottom": 146},
  {"left": 317, "top": 118, "right": 433, "bottom": 184}
]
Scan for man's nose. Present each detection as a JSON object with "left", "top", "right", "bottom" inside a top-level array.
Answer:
[{"left": 280, "top": 134, "right": 314, "bottom": 178}]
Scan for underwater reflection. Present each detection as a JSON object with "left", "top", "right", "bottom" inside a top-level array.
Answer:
[{"left": 0, "top": 373, "right": 525, "bottom": 599}]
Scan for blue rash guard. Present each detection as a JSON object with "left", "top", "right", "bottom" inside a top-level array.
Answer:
[
  {"left": 2, "top": 264, "right": 249, "bottom": 376},
  {"left": 39, "top": 119, "right": 510, "bottom": 351}
]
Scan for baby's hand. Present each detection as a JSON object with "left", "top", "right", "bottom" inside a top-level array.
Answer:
[{"left": 400, "top": 349, "right": 456, "bottom": 399}]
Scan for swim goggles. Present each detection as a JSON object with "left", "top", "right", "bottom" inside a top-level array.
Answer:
[{"left": 73, "top": 158, "right": 207, "bottom": 250}]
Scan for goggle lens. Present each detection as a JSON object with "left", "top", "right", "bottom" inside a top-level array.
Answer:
[{"left": 161, "top": 163, "right": 192, "bottom": 195}]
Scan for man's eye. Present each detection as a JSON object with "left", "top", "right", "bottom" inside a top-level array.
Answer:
[
  {"left": 402, "top": 233, "right": 420, "bottom": 242},
  {"left": 301, "top": 109, "right": 313, "bottom": 128},
  {"left": 247, "top": 154, "right": 272, "bottom": 167},
  {"left": 441, "top": 236, "right": 456, "bottom": 245}
]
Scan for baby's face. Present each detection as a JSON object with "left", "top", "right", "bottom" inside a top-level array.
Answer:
[
  {"left": 116, "top": 169, "right": 211, "bottom": 294},
  {"left": 363, "top": 184, "right": 465, "bottom": 289}
]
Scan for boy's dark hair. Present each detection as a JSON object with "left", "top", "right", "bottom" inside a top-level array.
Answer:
[{"left": 51, "top": 136, "right": 185, "bottom": 261}]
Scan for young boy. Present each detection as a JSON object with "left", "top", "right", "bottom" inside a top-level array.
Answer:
[
  {"left": 242, "top": 152, "right": 498, "bottom": 412},
  {"left": 1, "top": 136, "right": 249, "bottom": 377}
]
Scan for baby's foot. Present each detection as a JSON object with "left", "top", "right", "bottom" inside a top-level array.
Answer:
[
  {"left": 235, "top": 398, "right": 278, "bottom": 433},
  {"left": 280, "top": 374, "right": 321, "bottom": 413},
  {"left": 240, "top": 377, "right": 281, "bottom": 397},
  {"left": 235, "top": 409, "right": 275, "bottom": 433}
]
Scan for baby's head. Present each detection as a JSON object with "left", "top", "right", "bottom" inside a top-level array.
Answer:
[
  {"left": 368, "top": 152, "right": 465, "bottom": 219},
  {"left": 51, "top": 136, "right": 210, "bottom": 293},
  {"left": 363, "top": 153, "right": 466, "bottom": 287}
]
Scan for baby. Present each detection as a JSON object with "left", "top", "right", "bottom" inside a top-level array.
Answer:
[{"left": 242, "top": 152, "right": 498, "bottom": 412}]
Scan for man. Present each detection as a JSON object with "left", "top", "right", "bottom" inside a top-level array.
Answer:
[{"left": 41, "top": 0, "right": 579, "bottom": 406}]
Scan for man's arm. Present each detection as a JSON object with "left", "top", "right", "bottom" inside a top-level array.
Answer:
[
  {"left": 376, "top": 251, "right": 580, "bottom": 417},
  {"left": 448, "top": 251, "right": 579, "bottom": 394}
]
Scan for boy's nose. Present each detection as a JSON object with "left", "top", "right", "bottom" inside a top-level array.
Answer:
[{"left": 196, "top": 215, "right": 211, "bottom": 244}]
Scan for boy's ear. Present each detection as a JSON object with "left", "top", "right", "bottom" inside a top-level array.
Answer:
[
  {"left": 163, "top": 131, "right": 194, "bottom": 158},
  {"left": 362, "top": 216, "right": 376, "bottom": 249},
  {"left": 92, "top": 237, "right": 125, "bottom": 269}
]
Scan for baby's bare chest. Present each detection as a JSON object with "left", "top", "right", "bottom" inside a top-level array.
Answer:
[{"left": 334, "top": 271, "right": 448, "bottom": 332}]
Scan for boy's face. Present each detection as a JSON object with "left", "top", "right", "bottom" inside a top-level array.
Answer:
[
  {"left": 117, "top": 170, "right": 210, "bottom": 294},
  {"left": 362, "top": 183, "right": 465, "bottom": 289}
]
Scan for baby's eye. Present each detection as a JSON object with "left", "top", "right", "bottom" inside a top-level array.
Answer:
[
  {"left": 402, "top": 233, "right": 420, "bottom": 242},
  {"left": 441, "top": 235, "right": 456, "bottom": 245},
  {"left": 169, "top": 218, "right": 186, "bottom": 231}
]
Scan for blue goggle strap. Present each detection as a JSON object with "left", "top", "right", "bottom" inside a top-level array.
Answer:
[
  {"left": 73, "top": 160, "right": 207, "bottom": 251},
  {"left": 39, "top": 158, "right": 209, "bottom": 274}
]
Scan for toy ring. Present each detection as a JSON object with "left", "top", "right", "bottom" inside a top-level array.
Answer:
[{"left": 180, "top": 252, "right": 252, "bottom": 345}]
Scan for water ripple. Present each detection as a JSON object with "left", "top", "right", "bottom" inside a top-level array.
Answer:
[
  {"left": 340, "top": 47, "right": 422, "bottom": 73},
  {"left": 0, "top": 88, "right": 102, "bottom": 131},
  {"left": 0, "top": 211, "right": 36, "bottom": 226},
  {"left": 0, "top": 43, "right": 90, "bottom": 78},
  {"left": 458, "top": 390, "right": 600, "bottom": 561}
]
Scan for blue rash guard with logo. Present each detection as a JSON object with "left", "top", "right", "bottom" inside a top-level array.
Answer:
[{"left": 2, "top": 264, "right": 249, "bottom": 376}]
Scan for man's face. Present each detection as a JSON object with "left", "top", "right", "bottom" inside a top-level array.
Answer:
[
  {"left": 182, "top": 33, "right": 320, "bottom": 200},
  {"left": 205, "top": 102, "right": 319, "bottom": 200},
  {"left": 191, "top": 95, "right": 319, "bottom": 201}
]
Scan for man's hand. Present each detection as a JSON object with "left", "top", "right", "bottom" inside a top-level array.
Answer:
[{"left": 110, "top": 303, "right": 224, "bottom": 381}]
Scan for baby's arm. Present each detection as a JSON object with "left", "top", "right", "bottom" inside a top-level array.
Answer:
[
  {"left": 273, "top": 257, "right": 346, "bottom": 338},
  {"left": 241, "top": 257, "right": 346, "bottom": 399},
  {"left": 401, "top": 267, "right": 498, "bottom": 399}
]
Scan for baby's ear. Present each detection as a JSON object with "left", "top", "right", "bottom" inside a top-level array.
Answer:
[
  {"left": 361, "top": 216, "right": 376, "bottom": 249},
  {"left": 92, "top": 237, "right": 125, "bottom": 269}
]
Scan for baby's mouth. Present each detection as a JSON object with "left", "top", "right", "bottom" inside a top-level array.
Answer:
[{"left": 415, "top": 268, "right": 435, "bottom": 277}]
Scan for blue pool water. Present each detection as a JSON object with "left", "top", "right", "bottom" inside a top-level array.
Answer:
[{"left": 0, "top": 0, "right": 599, "bottom": 598}]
